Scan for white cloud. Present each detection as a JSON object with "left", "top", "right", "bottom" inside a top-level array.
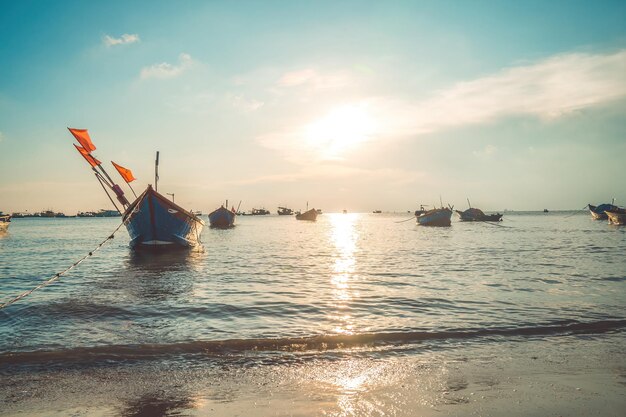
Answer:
[
  {"left": 140, "top": 53, "right": 193, "bottom": 80},
  {"left": 259, "top": 50, "right": 626, "bottom": 163},
  {"left": 383, "top": 49, "right": 626, "bottom": 136},
  {"left": 228, "top": 94, "right": 264, "bottom": 112},
  {"left": 103, "top": 33, "right": 140, "bottom": 47}
]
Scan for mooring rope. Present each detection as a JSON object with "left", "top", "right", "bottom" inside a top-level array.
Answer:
[
  {"left": 395, "top": 216, "right": 416, "bottom": 223},
  {"left": 0, "top": 221, "right": 126, "bottom": 310}
]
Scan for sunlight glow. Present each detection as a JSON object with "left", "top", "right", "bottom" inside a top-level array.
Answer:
[
  {"left": 329, "top": 213, "right": 360, "bottom": 334},
  {"left": 305, "top": 104, "right": 377, "bottom": 160}
]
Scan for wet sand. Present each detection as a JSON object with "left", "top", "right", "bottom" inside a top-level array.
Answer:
[{"left": 1, "top": 333, "right": 624, "bottom": 416}]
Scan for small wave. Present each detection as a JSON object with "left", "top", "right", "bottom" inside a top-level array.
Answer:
[{"left": 1, "top": 319, "right": 624, "bottom": 366}]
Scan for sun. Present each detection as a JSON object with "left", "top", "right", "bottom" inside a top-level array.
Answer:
[{"left": 304, "top": 104, "right": 377, "bottom": 160}]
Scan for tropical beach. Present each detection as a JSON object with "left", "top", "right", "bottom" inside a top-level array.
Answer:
[{"left": 1, "top": 1, "right": 626, "bottom": 416}]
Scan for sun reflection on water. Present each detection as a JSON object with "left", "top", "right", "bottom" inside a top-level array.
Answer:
[{"left": 328, "top": 213, "right": 360, "bottom": 335}]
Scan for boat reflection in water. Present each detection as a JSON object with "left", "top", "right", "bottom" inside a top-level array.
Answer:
[{"left": 119, "top": 249, "right": 205, "bottom": 301}]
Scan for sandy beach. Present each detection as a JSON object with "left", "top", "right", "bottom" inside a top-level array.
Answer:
[{"left": 2, "top": 333, "right": 624, "bottom": 416}]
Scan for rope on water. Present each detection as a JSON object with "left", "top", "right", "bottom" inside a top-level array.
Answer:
[
  {"left": 395, "top": 216, "right": 416, "bottom": 223},
  {"left": 562, "top": 205, "right": 589, "bottom": 219},
  {"left": 0, "top": 220, "right": 126, "bottom": 310}
]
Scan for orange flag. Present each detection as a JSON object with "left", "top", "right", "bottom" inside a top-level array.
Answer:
[
  {"left": 111, "top": 161, "right": 136, "bottom": 183},
  {"left": 74, "top": 144, "right": 101, "bottom": 167},
  {"left": 68, "top": 128, "right": 96, "bottom": 152}
]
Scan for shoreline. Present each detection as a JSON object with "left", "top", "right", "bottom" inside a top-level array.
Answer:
[{"left": 1, "top": 332, "right": 624, "bottom": 416}]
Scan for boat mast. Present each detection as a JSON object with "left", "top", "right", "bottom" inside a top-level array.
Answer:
[{"left": 155, "top": 151, "right": 160, "bottom": 192}]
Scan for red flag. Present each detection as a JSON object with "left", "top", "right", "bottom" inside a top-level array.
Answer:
[
  {"left": 74, "top": 144, "right": 101, "bottom": 167},
  {"left": 111, "top": 161, "right": 136, "bottom": 183},
  {"left": 68, "top": 128, "right": 96, "bottom": 152}
]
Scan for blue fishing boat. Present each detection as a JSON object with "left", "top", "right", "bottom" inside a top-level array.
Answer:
[
  {"left": 68, "top": 128, "right": 203, "bottom": 249},
  {"left": 416, "top": 207, "right": 453, "bottom": 227},
  {"left": 208, "top": 200, "right": 236, "bottom": 228},
  {"left": 124, "top": 185, "right": 204, "bottom": 248}
]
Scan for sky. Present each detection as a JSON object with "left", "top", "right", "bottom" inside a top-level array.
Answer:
[{"left": 1, "top": 0, "right": 625, "bottom": 214}]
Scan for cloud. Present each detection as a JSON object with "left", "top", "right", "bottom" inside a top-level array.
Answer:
[
  {"left": 103, "top": 33, "right": 140, "bottom": 47},
  {"left": 383, "top": 49, "right": 626, "bottom": 136},
  {"left": 140, "top": 53, "right": 193, "bottom": 80},
  {"left": 228, "top": 94, "right": 264, "bottom": 112},
  {"left": 259, "top": 50, "right": 626, "bottom": 163}
]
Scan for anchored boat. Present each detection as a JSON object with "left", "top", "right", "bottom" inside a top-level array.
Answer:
[
  {"left": 588, "top": 201, "right": 619, "bottom": 220},
  {"left": 277, "top": 207, "right": 294, "bottom": 215},
  {"left": 68, "top": 128, "right": 204, "bottom": 249},
  {"left": 455, "top": 199, "right": 502, "bottom": 222},
  {"left": 416, "top": 207, "right": 453, "bottom": 227},
  {"left": 296, "top": 202, "right": 317, "bottom": 221},
  {"left": 605, "top": 207, "right": 626, "bottom": 226},
  {"left": 208, "top": 200, "right": 236, "bottom": 228},
  {"left": 0, "top": 213, "right": 10, "bottom": 232}
]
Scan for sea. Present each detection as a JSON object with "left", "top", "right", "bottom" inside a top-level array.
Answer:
[{"left": 0, "top": 212, "right": 625, "bottom": 415}]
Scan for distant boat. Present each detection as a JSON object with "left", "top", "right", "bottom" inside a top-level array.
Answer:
[
  {"left": 416, "top": 207, "right": 453, "bottom": 227},
  {"left": 36, "top": 210, "right": 67, "bottom": 218},
  {"left": 296, "top": 208, "right": 318, "bottom": 221},
  {"left": 543, "top": 209, "right": 549, "bottom": 213},
  {"left": 209, "top": 200, "right": 236, "bottom": 228},
  {"left": 373, "top": 210, "right": 382, "bottom": 213},
  {"left": 95, "top": 209, "right": 121, "bottom": 217},
  {"left": 316, "top": 209, "right": 323, "bottom": 215},
  {"left": 605, "top": 207, "right": 626, "bottom": 225},
  {"left": 0, "top": 213, "right": 10, "bottom": 231},
  {"left": 251, "top": 208, "right": 270, "bottom": 215},
  {"left": 588, "top": 202, "right": 618, "bottom": 220},
  {"left": 68, "top": 128, "right": 203, "bottom": 249},
  {"left": 277, "top": 207, "right": 294, "bottom": 215},
  {"left": 342, "top": 209, "right": 347, "bottom": 214}
]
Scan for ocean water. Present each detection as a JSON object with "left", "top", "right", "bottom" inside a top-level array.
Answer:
[{"left": 1, "top": 211, "right": 624, "bottom": 365}]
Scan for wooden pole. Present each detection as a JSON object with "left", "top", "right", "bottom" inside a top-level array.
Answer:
[
  {"left": 155, "top": 151, "right": 160, "bottom": 192},
  {"left": 127, "top": 182, "right": 138, "bottom": 199},
  {"left": 95, "top": 173, "right": 121, "bottom": 214}
]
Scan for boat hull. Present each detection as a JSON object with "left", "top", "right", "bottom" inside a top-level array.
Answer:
[
  {"left": 456, "top": 209, "right": 502, "bottom": 222},
  {"left": 588, "top": 203, "right": 617, "bottom": 220},
  {"left": 123, "top": 186, "right": 204, "bottom": 249},
  {"left": 296, "top": 208, "right": 317, "bottom": 221},
  {"left": 0, "top": 215, "right": 10, "bottom": 232},
  {"left": 417, "top": 208, "right": 452, "bottom": 227},
  {"left": 208, "top": 206, "right": 236, "bottom": 228},
  {"left": 606, "top": 210, "right": 626, "bottom": 226}
]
